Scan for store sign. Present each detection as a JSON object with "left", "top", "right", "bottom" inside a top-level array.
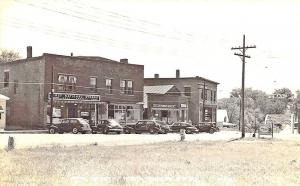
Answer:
[
  {"left": 152, "top": 104, "right": 176, "bottom": 108},
  {"left": 49, "top": 93, "right": 100, "bottom": 102},
  {"left": 180, "top": 104, "right": 187, "bottom": 108},
  {"left": 80, "top": 112, "right": 89, "bottom": 117}
]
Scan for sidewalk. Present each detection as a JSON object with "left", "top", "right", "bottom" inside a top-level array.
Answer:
[{"left": 0, "top": 129, "right": 48, "bottom": 134}]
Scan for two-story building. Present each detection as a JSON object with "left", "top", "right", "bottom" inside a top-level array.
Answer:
[
  {"left": 144, "top": 70, "right": 219, "bottom": 125},
  {"left": 0, "top": 46, "right": 144, "bottom": 129}
]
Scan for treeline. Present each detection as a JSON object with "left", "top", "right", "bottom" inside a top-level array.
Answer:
[{"left": 218, "top": 88, "right": 295, "bottom": 128}]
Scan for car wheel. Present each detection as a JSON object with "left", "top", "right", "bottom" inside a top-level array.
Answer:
[
  {"left": 103, "top": 128, "right": 109, "bottom": 134},
  {"left": 49, "top": 128, "right": 55, "bottom": 134},
  {"left": 209, "top": 128, "right": 214, "bottom": 134},
  {"left": 92, "top": 130, "right": 97, "bottom": 134},
  {"left": 149, "top": 128, "right": 155, "bottom": 134},
  {"left": 124, "top": 128, "right": 131, "bottom": 134},
  {"left": 72, "top": 127, "right": 78, "bottom": 134},
  {"left": 186, "top": 129, "right": 191, "bottom": 134}
]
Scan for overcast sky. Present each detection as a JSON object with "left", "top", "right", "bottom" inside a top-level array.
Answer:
[{"left": 1, "top": 0, "right": 300, "bottom": 98}]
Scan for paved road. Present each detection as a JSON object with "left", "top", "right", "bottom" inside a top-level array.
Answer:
[{"left": 1, "top": 130, "right": 299, "bottom": 149}]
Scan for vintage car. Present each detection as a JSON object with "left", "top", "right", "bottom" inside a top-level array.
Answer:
[
  {"left": 123, "top": 120, "right": 170, "bottom": 134},
  {"left": 48, "top": 118, "right": 91, "bottom": 134},
  {"left": 195, "top": 123, "right": 219, "bottom": 134},
  {"left": 90, "top": 119, "right": 123, "bottom": 134},
  {"left": 169, "top": 122, "right": 199, "bottom": 134}
]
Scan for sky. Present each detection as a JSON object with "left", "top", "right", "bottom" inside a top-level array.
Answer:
[{"left": 1, "top": 0, "right": 300, "bottom": 98}]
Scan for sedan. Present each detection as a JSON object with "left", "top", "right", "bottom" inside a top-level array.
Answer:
[{"left": 169, "top": 122, "right": 199, "bottom": 134}]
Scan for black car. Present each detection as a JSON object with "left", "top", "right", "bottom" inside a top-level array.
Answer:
[
  {"left": 123, "top": 120, "right": 169, "bottom": 134},
  {"left": 195, "top": 123, "right": 219, "bottom": 134},
  {"left": 169, "top": 122, "right": 199, "bottom": 134},
  {"left": 90, "top": 119, "right": 123, "bottom": 134},
  {"left": 48, "top": 118, "right": 91, "bottom": 134}
]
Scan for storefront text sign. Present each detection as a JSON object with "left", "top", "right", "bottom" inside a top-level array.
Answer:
[
  {"left": 152, "top": 104, "right": 176, "bottom": 108},
  {"left": 49, "top": 93, "right": 100, "bottom": 102}
]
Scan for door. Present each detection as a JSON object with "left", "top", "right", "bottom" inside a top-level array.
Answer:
[
  {"left": 68, "top": 104, "right": 77, "bottom": 118},
  {"left": 135, "top": 121, "right": 146, "bottom": 132}
]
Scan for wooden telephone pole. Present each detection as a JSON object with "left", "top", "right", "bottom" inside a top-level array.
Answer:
[{"left": 231, "top": 35, "right": 256, "bottom": 138}]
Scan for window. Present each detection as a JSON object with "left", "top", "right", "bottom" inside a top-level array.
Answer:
[
  {"left": 4, "top": 71, "right": 9, "bottom": 88},
  {"left": 90, "top": 77, "right": 97, "bottom": 91},
  {"left": 213, "top": 91, "right": 216, "bottom": 102},
  {"left": 106, "top": 79, "right": 113, "bottom": 94},
  {"left": 120, "top": 80, "right": 133, "bottom": 95},
  {"left": 211, "top": 90, "right": 213, "bottom": 101},
  {"left": 184, "top": 86, "right": 191, "bottom": 97},
  {"left": 14, "top": 80, "right": 18, "bottom": 94},
  {"left": 57, "top": 74, "right": 77, "bottom": 91}
]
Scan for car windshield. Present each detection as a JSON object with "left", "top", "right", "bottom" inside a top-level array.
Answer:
[
  {"left": 108, "top": 119, "right": 121, "bottom": 127},
  {"left": 77, "top": 118, "right": 89, "bottom": 125}
]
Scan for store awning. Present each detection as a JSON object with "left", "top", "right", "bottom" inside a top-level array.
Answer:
[{"left": 0, "top": 94, "right": 9, "bottom": 100}]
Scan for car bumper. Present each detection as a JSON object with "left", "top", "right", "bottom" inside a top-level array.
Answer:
[{"left": 109, "top": 128, "right": 123, "bottom": 132}]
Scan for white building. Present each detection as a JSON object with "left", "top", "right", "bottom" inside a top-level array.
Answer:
[{"left": 0, "top": 94, "right": 10, "bottom": 129}]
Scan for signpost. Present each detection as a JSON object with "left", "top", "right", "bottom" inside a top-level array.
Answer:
[{"left": 258, "top": 114, "right": 273, "bottom": 138}]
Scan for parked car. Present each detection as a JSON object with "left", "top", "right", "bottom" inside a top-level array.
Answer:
[
  {"left": 169, "top": 122, "right": 199, "bottom": 134},
  {"left": 154, "top": 121, "right": 172, "bottom": 134},
  {"left": 90, "top": 119, "right": 123, "bottom": 134},
  {"left": 123, "top": 120, "right": 169, "bottom": 134},
  {"left": 48, "top": 118, "right": 91, "bottom": 134},
  {"left": 195, "top": 123, "right": 219, "bottom": 134}
]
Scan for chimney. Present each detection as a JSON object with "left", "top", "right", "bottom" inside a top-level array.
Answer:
[
  {"left": 27, "top": 46, "right": 32, "bottom": 58},
  {"left": 70, "top": 52, "right": 73, "bottom": 56},
  {"left": 120, "top": 58, "right": 128, "bottom": 64},
  {"left": 176, "top": 69, "right": 180, "bottom": 78},
  {"left": 154, "top": 74, "right": 159, "bottom": 78}
]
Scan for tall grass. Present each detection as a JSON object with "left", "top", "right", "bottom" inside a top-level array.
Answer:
[{"left": 1, "top": 140, "right": 300, "bottom": 186}]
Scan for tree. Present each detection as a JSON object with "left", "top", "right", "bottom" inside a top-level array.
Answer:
[
  {"left": 218, "top": 97, "right": 240, "bottom": 124},
  {"left": 0, "top": 48, "right": 21, "bottom": 62}
]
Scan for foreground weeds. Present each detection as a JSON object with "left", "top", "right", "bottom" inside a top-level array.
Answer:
[{"left": 1, "top": 140, "right": 300, "bottom": 186}]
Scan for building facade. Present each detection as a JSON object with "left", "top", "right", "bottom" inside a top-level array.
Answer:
[
  {"left": 0, "top": 47, "right": 144, "bottom": 129},
  {"left": 144, "top": 70, "right": 218, "bottom": 124},
  {"left": 143, "top": 85, "right": 189, "bottom": 123}
]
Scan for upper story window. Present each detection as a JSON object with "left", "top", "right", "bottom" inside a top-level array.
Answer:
[
  {"left": 90, "top": 77, "right": 97, "bottom": 91},
  {"left": 14, "top": 80, "right": 18, "bottom": 94},
  {"left": 4, "top": 71, "right": 9, "bottom": 88},
  {"left": 58, "top": 74, "right": 77, "bottom": 91},
  {"left": 106, "top": 79, "right": 113, "bottom": 94},
  {"left": 184, "top": 86, "right": 191, "bottom": 97},
  {"left": 120, "top": 80, "right": 133, "bottom": 95}
]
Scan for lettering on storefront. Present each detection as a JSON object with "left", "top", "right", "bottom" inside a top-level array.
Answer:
[
  {"left": 49, "top": 93, "right": 100, "bottom": 102},
  {"left": 152, "top": 104, "right": 176, "bottom": 108}
]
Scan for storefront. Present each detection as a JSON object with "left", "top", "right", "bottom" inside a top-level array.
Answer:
[
  {"left": 151, "top": 103, "right": 188, "bottom": 123},
  {"left": 48, "top": 92, "right": 104, "bottom": 124},
  {"left": 108, "top": 103, "right": 142, "bottom": 124}
]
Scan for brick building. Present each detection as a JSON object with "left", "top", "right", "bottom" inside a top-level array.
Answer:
[
  {"left": 0, "top": 47, "right": 144, "bottom": 129},
  {"left": 144, "top": 70, "right": 218, "bottom": 124},
  {"left": 143, "top": 85, "right": 189, "bottom": 123}
]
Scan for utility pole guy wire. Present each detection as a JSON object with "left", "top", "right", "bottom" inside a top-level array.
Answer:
[{"left": 231, "top": 35, "right": 256, "bottom": 138}]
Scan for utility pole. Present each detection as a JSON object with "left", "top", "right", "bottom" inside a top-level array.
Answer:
[
  {"left": 231, "top": 35, "right": 256, "bottom": 138},
  {"left": 202, "top": 82, "right": 206, "bottom": 122},
  {"left": 50, "top": 65, "right": 54, "bottom": 125}
]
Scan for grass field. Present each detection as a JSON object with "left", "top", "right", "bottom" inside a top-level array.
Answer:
[{"left": 1, "top": 139, "right": 300, "bottom": 186}]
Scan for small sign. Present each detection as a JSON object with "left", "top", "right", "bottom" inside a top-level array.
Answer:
[
  {"left": 180, "top": 104, "right": 187, "bottom": 108},
  {"left": 80, "top": 112, "right": 89, "bottom": 117}
]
